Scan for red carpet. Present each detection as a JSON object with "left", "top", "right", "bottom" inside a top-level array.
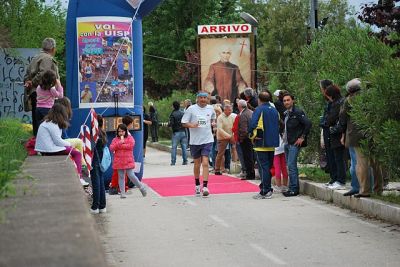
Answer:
[{"left": 143, "top": 175, "right": 259, "bottom": 197}]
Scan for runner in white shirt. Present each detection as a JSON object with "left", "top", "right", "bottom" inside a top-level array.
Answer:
[{"left": 182, "top": 92, "right": 216, "bottom": 196}]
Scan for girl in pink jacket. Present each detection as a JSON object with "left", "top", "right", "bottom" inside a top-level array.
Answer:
[{"left": 110, "top": 123, "right": 147, "bottom": 198}]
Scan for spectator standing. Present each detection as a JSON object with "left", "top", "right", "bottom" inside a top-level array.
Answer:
[
  {"left": 243, "top": 87, "right": 258, "bottom": 111},
  {"left": 90, "top": 114, "right": 107, "bottom": 214},
  {"left": 110, "top": 123, "right": 147, "bottom": 199},
  {"left": 214, "top": 104, "right": 235, "bottom": 174},
  {"left": 24, "top": 37, "right": 60, "bottom": 136},
  {"left": 182, "top": 92, "right": 216, "bottom": 196},
  {"left": 237, "top": 99, "right": 255, "bottom": 180},
  {"left": 149, "top": 102, "right": 159, "bottom": 142},
  {"left": 143, "top": 106, "right": 152, "bottom": 159},
  {"left": 339, "top": 79, "right": 362, "bottom": 196},
  {"left": 248, "top": 91, "right": 280, "bottom": 199},
  {"left": 232, "top": 103, "right": 247, "bottom": 178},
  {"left": 325, "top": 85, "right": 346, "bottom": 190},
  {"left": 273, "top": 135, "right": 288, "bottom": 192},
  {"left": 319, "top": 79, "right": 337, "bottom": 186},
  {"left": 169, "top": 101, "right": 188, "bottom": 165},
  {"left": 35, "top": 70, "right": 63, "bottom": 125},
  {"left": 282, "top": 93, "right": 312, "bottom": 197}
]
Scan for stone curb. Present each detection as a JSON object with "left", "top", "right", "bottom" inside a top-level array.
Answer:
[
  {"left": 149, "top": 142, "right": 400, "bottom": 225},
  {"left": 300, "top": 180, "right": 400, "bottom": 225},
  {"left": 0, "top": 156, "right": 107, "bottom": 267}
]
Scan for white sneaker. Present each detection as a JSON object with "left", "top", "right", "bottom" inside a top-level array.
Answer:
[
  {"left": 120, "top": 194, "right": 127, "bottom": 199},
  {"left": 328, "top": 182, "right": 346, "bottom": 190},
  {"left": 99, "top": 208, "right": 107, "bottom": 213},
  {"left": 202, "top": 186, "right": 209, "bottom": 197},
  {"left": 80, "top": 178, "right": 89, "bottom": 187},
  {"left": 272, "top": 185, "right": 282, "bottom": 193},
  {"left": 195, "top": 185, "right": 201, "bottom": 195},
  {"left": 90, "top": 208, "right": 99, "bottom": 214}
]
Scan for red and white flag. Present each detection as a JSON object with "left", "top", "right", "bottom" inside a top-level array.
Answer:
[
  {"left": 90, "top": 108, "right": 99, "bottom": 143},
  {"left": 80, "top": 125, "right": 92, "bottom": 171}
]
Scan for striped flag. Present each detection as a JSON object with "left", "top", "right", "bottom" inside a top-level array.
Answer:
[
  {"left": 90, "top": 108, "right": 99, "bottom": 143},
  {"left": 80, "top": 125, "right": 92, "bottom": 171}
]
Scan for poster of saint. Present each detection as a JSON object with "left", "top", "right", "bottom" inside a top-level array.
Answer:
[
  {"left": 77, "top": 16, "right": 134, "bottom": 108},
  {"left": 200, "top": 37, "right": 252, "bottom": 103}
]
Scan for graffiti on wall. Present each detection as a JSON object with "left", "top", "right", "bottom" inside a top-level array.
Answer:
[{"left": 0, "top": 48, "right": 39, "bottom": 123}]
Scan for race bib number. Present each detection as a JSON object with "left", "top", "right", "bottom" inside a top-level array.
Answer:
[{"left": 197, "top": 115, "right": 207, "bottom": 128}]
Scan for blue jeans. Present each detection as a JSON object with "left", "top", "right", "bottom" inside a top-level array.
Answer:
[
  {"left": 349, "top": 146, "right": 359, "bottom": 192},
  {"left": 90, "top": 162, "right": 106, "bottom": 210},
  {"left": 255, "top": 151, "right": 274, "bottom": 195},
  {"left": 171, "top": 131, "right": 188, "bottom": 164},
  {"left": 284, "top": 144, "right": 300, "bottom": 192}
]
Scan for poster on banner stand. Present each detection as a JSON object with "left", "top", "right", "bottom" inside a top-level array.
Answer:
[{"left": 76, "top": 16, "right": 134, "bottom": 108}]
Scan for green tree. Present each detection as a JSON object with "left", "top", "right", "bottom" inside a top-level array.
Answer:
[
  {"left": 288, "top": 26, "right": 394, "bottom": 158},
  {"left": 0, "top": 0, "right": 67, "bottom": 83},
  {"left": 238, "top": 0, "right": 350, "bottom": 90}
]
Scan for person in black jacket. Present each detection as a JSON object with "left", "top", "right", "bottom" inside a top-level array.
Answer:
[
  {"left": 90, "top": 114, "right": 107, "bottom": 214},
  {"left": 169, "top": 101, "right": 188, "bottom": 165},
  {"left": 149, "top": 102, "right": 159, "bottom": 142},
  {"left": 282, "top": 93, "right": 312, "bottom": 197},
  {"left": 324, "top": 84, "right": 347, "bottom": 190},
  {"left": 319, "top": 79, "right": 338, "bottom": 186}
]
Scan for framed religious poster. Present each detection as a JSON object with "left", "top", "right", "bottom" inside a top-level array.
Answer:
[{"left": 200, "top": 37, "right": 252, "bottom": 104}]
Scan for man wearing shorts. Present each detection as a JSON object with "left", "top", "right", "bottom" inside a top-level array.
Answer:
[{"left": 182, "top": 92, "right": 216, "bottom": 196}]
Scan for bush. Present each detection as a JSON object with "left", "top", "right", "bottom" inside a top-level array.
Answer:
[
  {"left": 351, "top": 59, "right": 400, "bottom": 178},
  {"left": 0, "top": 119, "right": 31, "bottom": 199},
  {"left": 145, "top": 90, "right": 196, "bottom": 139},
  {"left": 288, "top": 26, "right": 394, "bottom": 159}
]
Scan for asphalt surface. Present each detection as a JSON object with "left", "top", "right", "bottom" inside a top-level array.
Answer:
[{"left": 95, "top": 147, "right": 400, "bottom": 267}]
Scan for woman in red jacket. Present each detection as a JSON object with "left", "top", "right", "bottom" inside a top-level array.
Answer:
[{"left": 110, "top": 123, "right": 147, "bottom": 198}]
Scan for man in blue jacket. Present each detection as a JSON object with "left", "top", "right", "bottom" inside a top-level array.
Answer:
[
  {"left": 248, "top": 91, "right": 280, "bottom": 199},
  {"left": 282, "top": 93, "right": 312, "bottom": 197}
]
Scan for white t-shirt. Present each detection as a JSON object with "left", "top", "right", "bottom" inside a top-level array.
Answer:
[{"left": 181, "top": 104, "right": 216, "bottom": 145}]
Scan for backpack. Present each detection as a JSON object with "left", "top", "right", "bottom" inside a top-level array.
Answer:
[{"left": 98, "top": 146, "right": 112, "bottom": 173}]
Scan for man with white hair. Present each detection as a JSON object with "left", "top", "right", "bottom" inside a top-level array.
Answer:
[
  {"left": 339, "top": 78, "right": 362, "bottom": 197},
  {"left": 203, "top": 45, "right": 248, "bottom": 103},
  {"left": 340, "top": 78, "right": 384, "bottom": 197},
  {"left": 24, "top": 37, "right": 59, "bottom": 136},
  {"left": 237, "top": 99, "right": 255, "bottom": 180},
  {"left": 182, "top": 91, "right": 216, "bottom": 196}
]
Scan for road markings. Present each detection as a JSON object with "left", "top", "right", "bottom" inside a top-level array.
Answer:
[
  {"left": 209, "top": 214, "right": 230, "bottom": 228},
  {"left": 250, "top": 243, "right": 287, "bottom": 265}
]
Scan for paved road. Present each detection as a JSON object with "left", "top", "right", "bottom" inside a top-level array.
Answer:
[{"left": 95, "top": 147, "right": 400, "bottom": 267}]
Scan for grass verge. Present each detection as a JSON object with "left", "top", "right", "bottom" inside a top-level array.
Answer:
[
  {"left": 299, "top": 166, "right": 331, "bottom": 183},
  {"left": 372, "top": 192, "right": 400, "bottom": 206},
  {"left": 0, "top": 119, "right": 31, "bottom": 199}
]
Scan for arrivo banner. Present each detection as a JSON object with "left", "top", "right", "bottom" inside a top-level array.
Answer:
[{"left": 197, "top": 24, "right": 252, "bottom": 35}]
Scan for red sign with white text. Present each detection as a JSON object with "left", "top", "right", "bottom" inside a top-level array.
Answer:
[{"left": 197, "top": 24, "right": 252, "bottom": 35}]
